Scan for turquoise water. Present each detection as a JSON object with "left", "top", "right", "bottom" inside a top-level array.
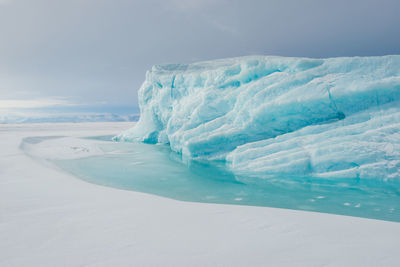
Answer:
[{"left": 55, "top": 139, "right": 400, "bottom": 222}]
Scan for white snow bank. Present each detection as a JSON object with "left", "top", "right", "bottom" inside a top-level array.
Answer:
[
  {"left": 1, "top": 122, "right": 400, "bottom": 266},
  {"left": 21, "top": 136, "right": 105, "bottom": 160}
]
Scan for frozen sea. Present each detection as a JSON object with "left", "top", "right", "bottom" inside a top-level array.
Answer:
[
  {"left": 3, "top": 122, "right": 400, "bottom": 266},
  {"left": 14, "top": 55, "right": 400, "bottom": 224}
]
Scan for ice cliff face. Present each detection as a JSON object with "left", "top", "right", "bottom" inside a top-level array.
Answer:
[{"left": 116, "top": 56, "right": 400, "bottom": 179}]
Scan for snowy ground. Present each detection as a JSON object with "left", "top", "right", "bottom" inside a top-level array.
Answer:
[{"left": 1, "top": 122, "right": 400, "bottom": 267}]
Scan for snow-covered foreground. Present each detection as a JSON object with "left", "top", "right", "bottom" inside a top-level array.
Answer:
[{"left": 1, "top": 122, "right": 400, "bottom": 267}]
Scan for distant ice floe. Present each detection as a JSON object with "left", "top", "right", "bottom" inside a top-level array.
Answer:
[
  {"left": 115, "top": 55, "right": 400, "bottom": 179},
  {"left": 0, "top": 111, "right": 139, "bottom": 123}
]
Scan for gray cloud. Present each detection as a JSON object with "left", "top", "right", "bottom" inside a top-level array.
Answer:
[{"left": 1, "top": 0, "right": 399, "bottom": 107}]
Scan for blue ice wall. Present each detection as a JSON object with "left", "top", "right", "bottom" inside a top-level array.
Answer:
[{"left": 115, "top": 56, "right": 400, "bottom": 179}]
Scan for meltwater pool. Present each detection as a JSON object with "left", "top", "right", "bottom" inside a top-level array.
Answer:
[{"left": 51, "top": 137, "right": 400, "bottom": 222}]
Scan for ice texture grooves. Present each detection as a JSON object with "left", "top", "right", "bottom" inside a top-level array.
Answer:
[{"left": 115, "top": 55, "right": 400, "bottom": 179}]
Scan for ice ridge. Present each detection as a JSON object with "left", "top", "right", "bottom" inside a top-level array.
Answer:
[{"left": 115, "top": 55, "right": 400, "bottom": 179}]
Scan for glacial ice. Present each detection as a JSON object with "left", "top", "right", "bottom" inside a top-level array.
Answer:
[{"left": 115, "top": 55, "right": 400, "bottom": 179}]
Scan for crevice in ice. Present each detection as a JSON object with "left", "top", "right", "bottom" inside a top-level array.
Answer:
[
  {"left": 326, "top": 86, "right": 346, "bottom": 121},
  {"left": 171, "top": 75, "right": 176, "bottom": 98},
  {"left": 143, "top": 131, "right": 159, "bottom": 144},
  {"left": 156, "top": 82, "right": 163, "bottom": 88},
  {"left": 171, "top": 75, "right": 176, "bottom": 89}
]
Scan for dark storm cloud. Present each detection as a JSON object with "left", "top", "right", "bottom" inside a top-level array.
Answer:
[{"left": 1, "top": 0, "right": 399, "bottom": 106}]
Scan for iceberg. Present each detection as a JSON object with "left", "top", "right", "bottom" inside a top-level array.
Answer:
[{"left": 115, "top": 55, "right": 400, "bottom": 179}]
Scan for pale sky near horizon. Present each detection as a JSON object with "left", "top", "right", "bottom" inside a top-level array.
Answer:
[{"left": 1, "top": 0, "right": 399, "bottom": 108}]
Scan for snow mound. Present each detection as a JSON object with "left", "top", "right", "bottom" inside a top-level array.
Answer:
[{"left": 115, "top": 55, "right": 400, "bottom": 179}]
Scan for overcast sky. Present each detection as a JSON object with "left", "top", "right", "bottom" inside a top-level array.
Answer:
[{"left": 1, "top": 0, "right": 399, "bottom": 108}]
